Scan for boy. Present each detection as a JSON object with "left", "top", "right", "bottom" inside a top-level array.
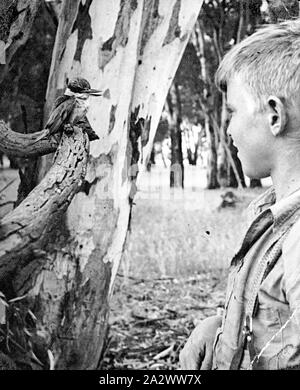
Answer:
[{"left": 180, "top": 20, "right": 300, "bottom": 370}]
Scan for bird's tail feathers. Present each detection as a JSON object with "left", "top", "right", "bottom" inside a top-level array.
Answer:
[{"left": 31, "top": 130, "right": 50, "bottom": 144}]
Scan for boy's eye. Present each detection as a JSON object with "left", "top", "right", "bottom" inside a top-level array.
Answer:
[
  {"left": 227, "top": 105, "right": 237, "bottom": 114},
  {"left": 226, "top": 109, "right": 234, "bottom": 118}
]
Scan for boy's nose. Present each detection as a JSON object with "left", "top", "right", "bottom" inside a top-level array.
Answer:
[
  {"left": 227, "top": 125, "right": 236, "bottom": 142},
  {"left": 228, "top": 133, "right": 236, "bottom": 147}
]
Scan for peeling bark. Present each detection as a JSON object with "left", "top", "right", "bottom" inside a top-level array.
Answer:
[
  {"left": 139, "top": 0, "right": 162, "bottom": 56},
  {"left": 72, "top": 0, "right": 93, "bottom": 62},
  {"left": 108, "top": 105, "right": 117, "bottom": 134},
  {"left": 98, "top": 0, "right": 139, "bottom": 70},
  {"left": 163, "top": 0, "right": 182, "bottom": 46}
]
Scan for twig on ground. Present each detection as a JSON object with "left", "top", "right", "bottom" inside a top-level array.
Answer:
[
  {"left": 0, "top": 201, "right": 15, "bottom": 208},
  {"left": 153, "top": 344, "right": 175, "bottom": 360},
  {"left": 117, "top": 273, "right": 175, "bottom": 282},
  {"left": 0, "top": 179, "right": 17, "bottom": 194}
]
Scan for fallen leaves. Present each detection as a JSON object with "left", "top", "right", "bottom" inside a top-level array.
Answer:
[{"left": 101, "top": 270, "right": 227, "bottom": 370}]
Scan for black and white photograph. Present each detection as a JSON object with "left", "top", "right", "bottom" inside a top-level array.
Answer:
[{"left": 1, "top": 0, "right": 300, "bottom": 377}]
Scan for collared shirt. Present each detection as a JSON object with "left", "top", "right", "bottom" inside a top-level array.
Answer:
[{"left": 213, "top": 186, "right": 300, "bottom": 370}]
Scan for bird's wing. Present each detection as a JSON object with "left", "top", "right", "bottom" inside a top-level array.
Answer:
[
  {"left": 53, "top": 94, "right": 71, "bottom": 109},
  {"left": 45, "top": 96, "right": 76, "bottom": 135}
]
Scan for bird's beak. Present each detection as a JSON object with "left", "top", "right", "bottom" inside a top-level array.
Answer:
[{"left": 85, "top": 89, "right": 102, "bottom": 96}]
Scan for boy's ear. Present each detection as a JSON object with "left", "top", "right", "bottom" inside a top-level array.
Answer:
[{"left": 267, "top": 95, "right": 287, "bottom": 136}]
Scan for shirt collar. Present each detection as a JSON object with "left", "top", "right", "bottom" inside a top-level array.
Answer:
[
  {"left": 248, "top": 186, "right": 300, "bottom": 232},
  {"left": 247, "top": 186, "right": 275, "bottom": 222}
]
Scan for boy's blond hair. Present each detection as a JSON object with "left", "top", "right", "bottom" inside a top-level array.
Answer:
[{"left": 215, "top": 20, "right": 300, "bottom": 109}]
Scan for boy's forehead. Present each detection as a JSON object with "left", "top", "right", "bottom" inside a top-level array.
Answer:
[
  {"left": 226, "top": 78, "right": 240, "bottom": 106},
  {"left": 226, "top": 75, "right": 262, "bottom": 114},
  {"left": 227, "top": 75, "right": 256, "bottom": 104},
  {"left": 227, "top": 75, "right": 246, "bottom": 94}
]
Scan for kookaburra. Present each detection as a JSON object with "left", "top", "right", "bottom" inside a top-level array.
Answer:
[{"left": 33, "top": 77, "right": 102, "bottom": 143}]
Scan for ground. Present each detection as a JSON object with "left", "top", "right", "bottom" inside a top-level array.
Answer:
[{"left": 0, "top": 161, "right": 269, "bottom": 370}]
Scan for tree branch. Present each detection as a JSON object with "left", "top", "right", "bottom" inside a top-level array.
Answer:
[
  {"left": 0, "top": 120, "right": 59, "bottom": 158},
  {"left": 0, "top": 126, "right": 89, "bottom": 283},
  {"left": 0, "top": 116, "right": 99, "bottom": 159}
]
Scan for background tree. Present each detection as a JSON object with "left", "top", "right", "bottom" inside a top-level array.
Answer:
[
  {"left": 0, "top": 0, "right": 40, "bottom": 83},
  {"left": 0, "top": 2, "right": 57, "bottom": 202},
  {"left": 147, "top": 117, "right": 169, "bottom": 170},
  {"left": 173, "top": 42, "right": 203, "bottom": 168},
  {"left": 267, "top": 0, "right": 299, "bottom": 22},
  {"left": 165, "top": 81, "right": 184, "bottom": 188}
]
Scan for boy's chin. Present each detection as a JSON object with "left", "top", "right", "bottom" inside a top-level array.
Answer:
[
  {"left": 243, "top": 165, "right": 270, "bottom": 180},
  {"left": 245, "top": 171, "right": 270, "bottom": 180}
]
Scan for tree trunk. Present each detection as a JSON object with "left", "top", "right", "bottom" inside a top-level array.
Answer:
[
  {"left": 166, "top": 82, "right": 184, "bottom": 188},
  {"left": 217, "top": 95, "right": 228, "bottom": 187},
  {"left": 1, "top": 0, "right": 203, "bottom": 369},
  {"left": 146, "top": 147, "right": 155, "bottom": 172},
  {"left": 192, "top": 19, "right": 220, "bottom": 188},
  {"left": 206, "top": 123, "right": 219, "bottom": 189},
  {"left": 186, "top": 147, "right": 197, "bottom": 166},
  {"left": 184, "top": 125, "right": 199, "bottom": 166}
]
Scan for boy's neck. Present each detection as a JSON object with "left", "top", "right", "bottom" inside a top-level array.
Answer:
[{"left": 272, "top": 154, "right": 300, "bottom": 202}]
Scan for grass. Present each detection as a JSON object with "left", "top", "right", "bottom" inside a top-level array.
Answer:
[{"left": 121, "top": 177, "right": 267, "bottom": 279}]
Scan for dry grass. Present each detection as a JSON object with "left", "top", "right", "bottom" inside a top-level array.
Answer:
[{"left": 121, "top": 184, "right": 267, "bottom": 279}]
